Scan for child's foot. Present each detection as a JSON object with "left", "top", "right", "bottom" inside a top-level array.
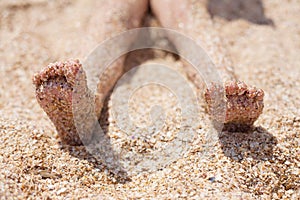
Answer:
[
  {"left": 205, "top": 80, "right": 264, "bottom": 130},
  {"left": 33, "top": 59, "right": 95, "bottom": 145},
  {"left": 151, "top": 0, "right": 265, "bottom": 129},
  {"left": 33, "top": 0, "right": 149, "bottom": 145}
]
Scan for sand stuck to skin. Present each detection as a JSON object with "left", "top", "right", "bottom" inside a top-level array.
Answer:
[{"left": 0, "top": 0, "right": 299, "bottom": 199}]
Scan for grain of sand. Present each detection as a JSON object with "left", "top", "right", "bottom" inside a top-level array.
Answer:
[{"left": 0, "top": 0, "right": 299, "bottom": 199}]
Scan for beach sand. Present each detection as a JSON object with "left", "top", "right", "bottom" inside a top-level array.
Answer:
[{"left": 0, "top": 0, "right": 299, "bottom": 199}]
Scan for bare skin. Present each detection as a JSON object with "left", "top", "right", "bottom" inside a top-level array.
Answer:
[
  {"left": 33, "top": 0, "right": 149, "bottom": 145},
  {"left": 33, "top": 0, "right": 264, "bottom": 145},
  {"left": 150, "top": 0, "right": 264, "bottom": 130}
]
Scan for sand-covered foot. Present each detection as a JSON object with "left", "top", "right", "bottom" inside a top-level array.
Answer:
[
  {"left": 33, "top": 59, "right": 95, "bottom": 145},
  {"left": 151, "top": 0, "right": 265, "bottom": 129},
  {"left": 205, "top": 80, "right": 264, "bottom": 130},
  {"left": 33, "top": 0, "right": 149, "bottom": 145}
]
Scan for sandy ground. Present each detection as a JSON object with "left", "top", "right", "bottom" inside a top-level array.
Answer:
[{"left": 0, "top": 0, "right": 299, "bottom": 199}]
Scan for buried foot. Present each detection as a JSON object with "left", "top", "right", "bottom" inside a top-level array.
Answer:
[
  {"left": 205, "top": 80, "right": 264, "bottom": 131},
  {"left": 33, "top": 59, "right": 95, "bottom": 145}
]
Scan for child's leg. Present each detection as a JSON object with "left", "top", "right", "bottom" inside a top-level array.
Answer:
[
  {"left": 33, "top": 0, "right": 149, "bottom": 145},
  {"left": 151, "top": 0, "right": 264, "bottom": 129}
]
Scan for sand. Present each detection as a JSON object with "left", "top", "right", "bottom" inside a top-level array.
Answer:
[{"left": 0, "top": 0, "right": 299, "bottom": 199}]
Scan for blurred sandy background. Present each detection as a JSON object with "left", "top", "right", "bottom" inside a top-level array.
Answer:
[{"left": 0, "top": 0, "right": 299, "bottom": 199}]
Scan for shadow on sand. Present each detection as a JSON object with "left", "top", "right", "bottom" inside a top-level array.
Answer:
[
  {"left": 218, "top": 126, "right": 277, "bottom": 161},
  {"left": 59, "top": 93, "right": 131, "bottom": 184},
  {"left": 207, "top": 0, "right": 275, "bottom": 26},
  {"left": 60, "top": 49, "right": 160, "bottom": 184}
]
